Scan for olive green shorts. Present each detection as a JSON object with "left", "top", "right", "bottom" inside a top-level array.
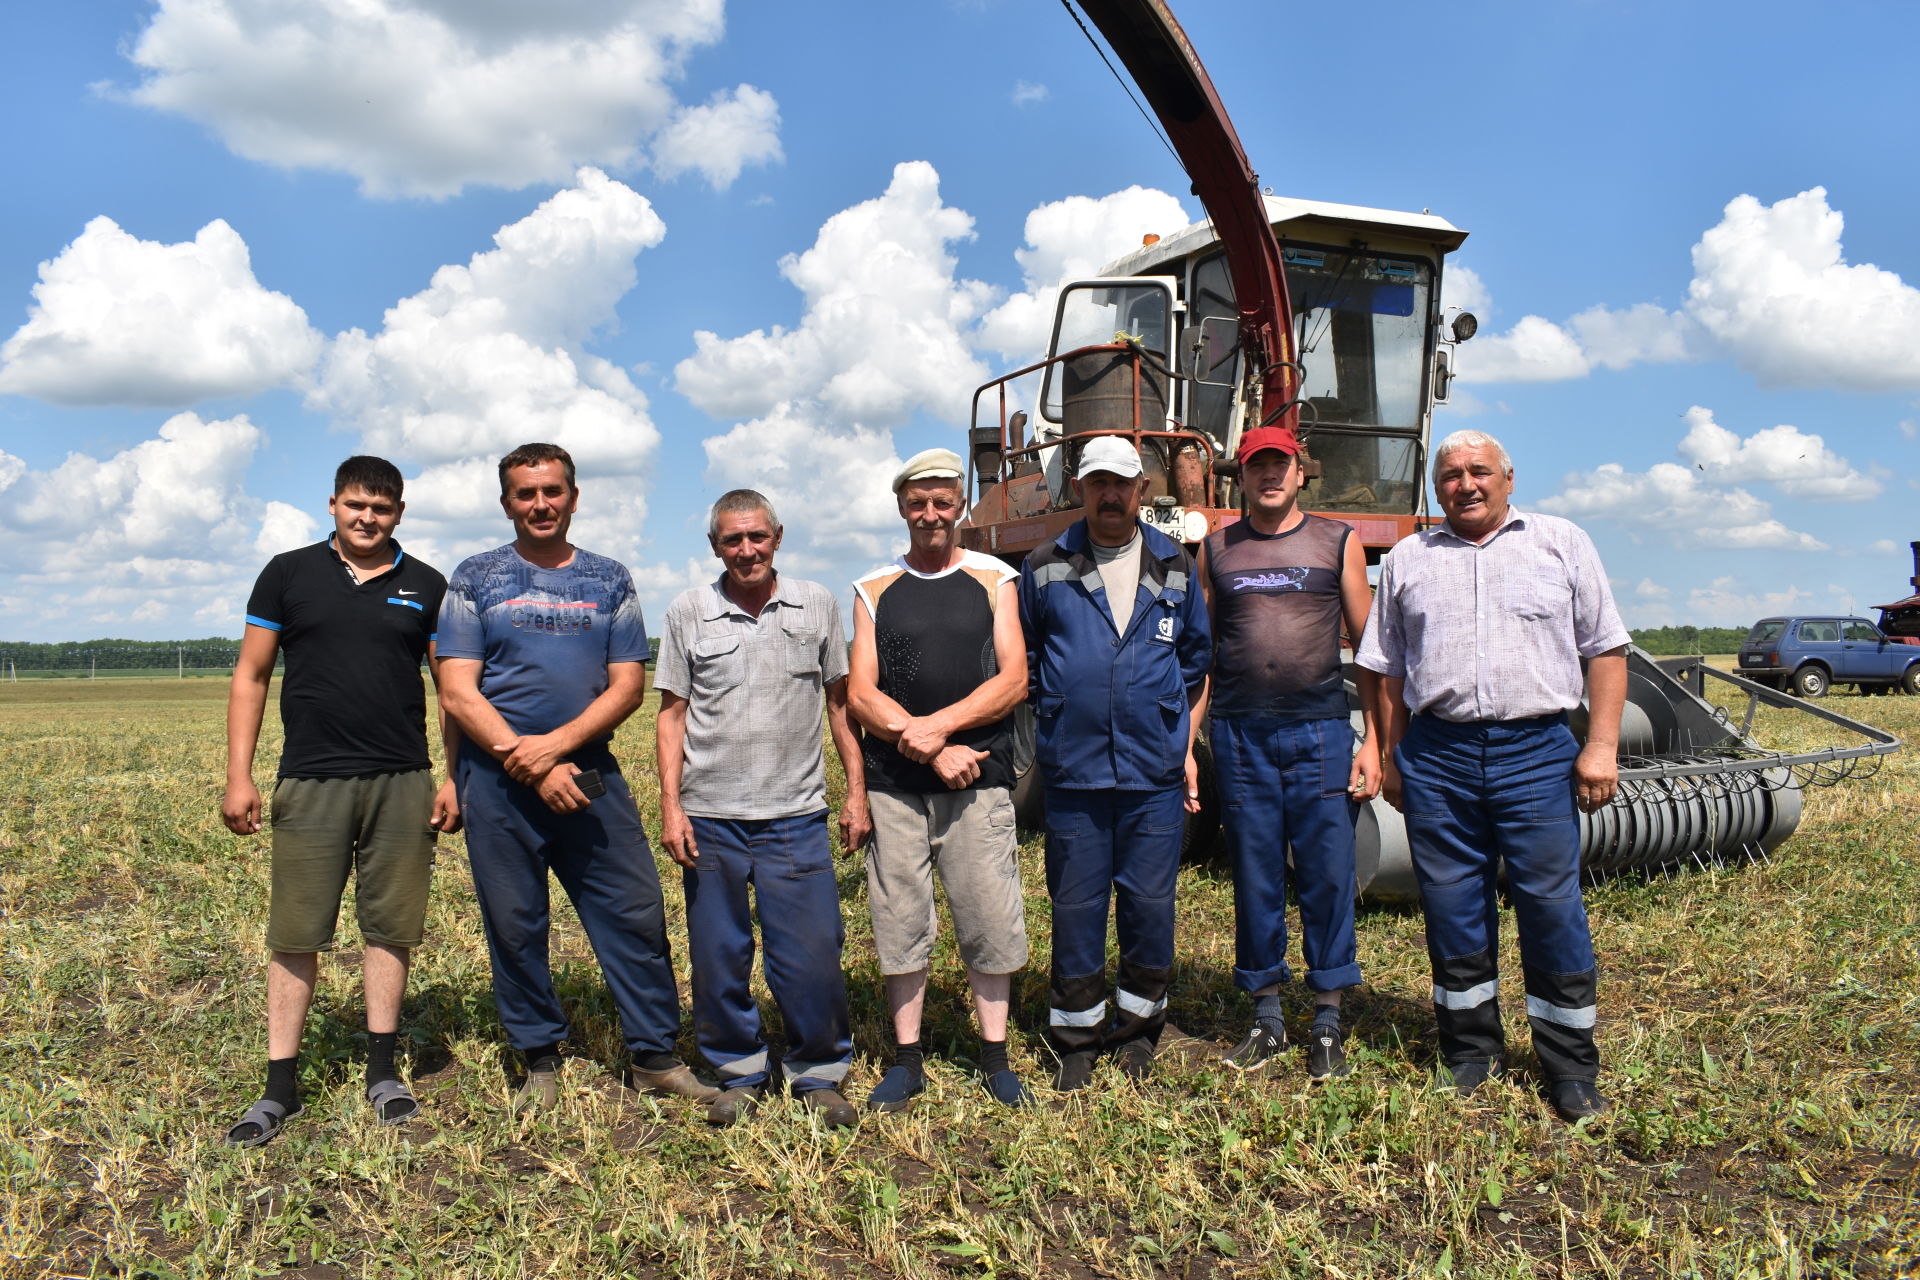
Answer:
[{"left": 266, "top": 770, "right": 436, "bottom": 953}]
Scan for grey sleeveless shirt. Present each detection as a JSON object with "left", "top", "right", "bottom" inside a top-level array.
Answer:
[{"left": 1204, "top": 513, "right": 1350, "bottom": 720}]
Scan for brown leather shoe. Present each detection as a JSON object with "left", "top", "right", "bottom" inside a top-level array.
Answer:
[
  {"left": 706, "top": 1084, "right": 764, "bottom": 1127},
  {"left": 627, "top": 1062, "right": 721, "bottom": 1104},
  {"left": 795, "top": 1086, "right": 859, "bottom": 1129},
  {"left": 512, "top": 1059, "right": 561, "bottom": 1114}
]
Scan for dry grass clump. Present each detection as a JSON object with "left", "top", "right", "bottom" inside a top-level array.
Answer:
[{"left": 0, "top": 678, "right": 1914, "bottom": 1278}]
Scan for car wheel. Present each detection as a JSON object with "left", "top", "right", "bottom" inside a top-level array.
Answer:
[
  {"left": 1792, "top": 665, "right": 1829, "bottom": 698},
  {"left": 1903, "top": 665, "right": 1920, "bottom": 696}
]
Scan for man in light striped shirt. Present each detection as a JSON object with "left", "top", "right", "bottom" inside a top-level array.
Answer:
[{"left": 1356, "top": 430, "right": 1627, "bottom": 1122}]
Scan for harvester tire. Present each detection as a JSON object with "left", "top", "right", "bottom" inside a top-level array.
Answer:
[{"left": 1792, "top": 665, "right": 1830, "bottom": 699}]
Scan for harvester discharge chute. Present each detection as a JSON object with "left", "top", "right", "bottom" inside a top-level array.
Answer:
[{"left": 1355, "top": 649, "right": 1902, "bottom": 902}]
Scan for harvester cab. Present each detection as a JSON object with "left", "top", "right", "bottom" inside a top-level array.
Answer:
[{"left": 959, "top": 197, "right": 1471, "bottom": 566}]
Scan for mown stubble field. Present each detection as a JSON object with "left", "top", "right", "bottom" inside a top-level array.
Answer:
[{"left": 1, "top": 677, "right": 1915, "bottom": 1279}]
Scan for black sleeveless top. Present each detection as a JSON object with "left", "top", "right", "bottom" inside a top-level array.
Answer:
[
  {"left": 855, "top": 552, "right": 1017, "bottom": 793},
  {"left": 1204, "top": 514, "right": 1349, "bottom": 720}
]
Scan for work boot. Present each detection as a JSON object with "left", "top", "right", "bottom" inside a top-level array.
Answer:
[
  {"left": 795, "top": 1086, "right": 858, "bottom": 1129},
  {"left": 1222, "top": 1019, "right": 1288, "bottom": 1072},
  {"left": 1111, "top": 1038, "right": 1155, "bottom": 1082},
  {"left": 706, "top": 1083, "right": 765, "bottom": 1127},
  {"left": 1053, "top": 1051, "right": 1098, "bottom": 1093},
  {"left": 1445, "top": 1055, "right": 1507, "bottom": 1096},
  {"left": 1548, "top": 1079, "right": 1610, "bottom": 1122},
  {"left": 512, "top": 1056, "right": 561, "bottom": 1114},
  {"left": 627, "top": 1061, "right": 720, "bottom": 1105}
]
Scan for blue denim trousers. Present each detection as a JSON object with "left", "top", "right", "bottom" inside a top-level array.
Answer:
[
  {"left": 682, "top": 810, "right": 852, "bottom": 1092},
  {"left": 1042, "top": 786, "right": 1185, "bottom": 1053},
  {"left": 460, "top": 754, "right": 682, "bottom": 1060},
  {"left": 1212, "top": 715, "right": 1362, "bottom": 995},
  {"left": 1396, "top": 713, "right": 1600, "bottom": 1081}
]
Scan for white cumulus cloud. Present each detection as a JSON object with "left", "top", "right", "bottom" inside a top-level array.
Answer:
[
  {"left": 0, "top": 413, "right": 328, "bottom": 635},
  {"left": 1684, "top": 577, "right": 1815, "bottom": 628},
  {"left": 1012, "top": 81, "right": 1050, "bottom": 106},
  {"left": 1687, "top": 187, "right": 1920, "bottom": 389},
  {"left": 1674, "top": 405, "right": 1879, "bottom": 500},
  {"left": 699, "top": 402, "right": 906, "bottom": 560},
  {"left": 650, "top": 85, "right": 783, "bottom": 190},
  {"left": 1455, "top": 315, "right": 1591, "bottom": 383},
  {"left": 1538, "top": 461, "right": 1825, "bottom": 551},
  {"left": 0, "top": 217, "right": 321, "bottom": 406},
  {"left": 974, "top": 185, "right": 1190, "bottom": 363},
  {"left": 308, "top": 168, "right": 666, "bottom": 473},
  {"left": 1454, "top": 188, "right": 1920, "bottom": 390},
  {"left": 114, "top": 0, "right": 779, "bottom": 198},
  {"left": 675, "top": 161, "right": 996, "bottom": 425}
]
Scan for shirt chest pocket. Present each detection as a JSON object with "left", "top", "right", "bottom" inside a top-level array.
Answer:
[
  {"left": 1504, "top": 576, "right": 1568, "bottom": 623},
  {"left": 783, "top": 625, "right": 822, "bottom": 678},
  {"left": 693, "top": 635, "right": 745, "bottom": 689}
]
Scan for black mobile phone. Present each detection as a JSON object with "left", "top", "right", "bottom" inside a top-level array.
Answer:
[{"left": 573, "top": 768, "right": 606, "bottom": 799}]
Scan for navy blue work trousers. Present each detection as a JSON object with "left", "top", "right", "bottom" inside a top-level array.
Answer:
[
  {"left": 1043, "top": 786, "right": 1185, "bottom": 1054},
  {"left": 682, "top": 811, "right": 852, "bottom": 1093},
  {"left": 459, "top": 755, "right": 682, "bottom": 1060},
  {"left": 1396, "top": 713, "right": 1600, "bottom": 1082},
  {"left": 1212, "top": 715, "right": 1363, "bottom": 995}
]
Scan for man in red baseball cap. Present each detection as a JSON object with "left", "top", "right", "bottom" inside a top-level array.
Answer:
[{"left": 1197, "top": 425, "right": 1382, "bottom": 1079}]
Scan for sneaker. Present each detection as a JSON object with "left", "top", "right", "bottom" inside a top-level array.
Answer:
[
  {"left": 981, "top": 1069, "right": 1033, "bottom": 1108},
  {"left": 795, "top": 1086, "right": 859, "bottom": 1129},
  {"left": 866, "top": 1065, "right": 926, "bottom": 1114},
  {"left": 1305, "top": 1024, "right": 1350, "bottom": 1081},
  {"left": 1445, "top": 1055, "right": 1506, "bottom": 1096},
  {"left": 1053, "top": 1050, "right": 1098, "bottom": 1092},
  {"left": 1222, "top": 1019, "right": 1288, "bottom": 1072},
  {"left": 1548, "top": 1079, "right": 1610, "bottom": 1122},
  {"left": 1111, "top": 1038, "right": 1155, "bottom": 1081},
  {"left": 512, "top": 1057, "right": 561, "bottom": 1113},
  {"left": 706, "top": 1083, "right": 765, "bottom": 1127},
  {"left": 627, "top": 1061, "right": 720, "bottom": 1105}
]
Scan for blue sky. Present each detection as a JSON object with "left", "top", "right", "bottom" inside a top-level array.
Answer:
[{"left": 2, "top": 0, "right": 1917, "bottom": 642}]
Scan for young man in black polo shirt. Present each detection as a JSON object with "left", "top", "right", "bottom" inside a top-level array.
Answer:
[{"left": 220, "top": 456, "right": 459, "bottom": 1147}]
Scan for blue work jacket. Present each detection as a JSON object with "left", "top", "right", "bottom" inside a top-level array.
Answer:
[{"left": 1018, "top": 520, "right": 1212, "bottom": 791}]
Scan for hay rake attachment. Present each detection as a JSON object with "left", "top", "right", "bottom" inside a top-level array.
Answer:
[{"left": 1356, "top": 648, "right": 1901, "bottom": 902}]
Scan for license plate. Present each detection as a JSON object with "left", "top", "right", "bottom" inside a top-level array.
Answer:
[{"left": 1743, "top": 654, "right": 1762, "bottom": 665}]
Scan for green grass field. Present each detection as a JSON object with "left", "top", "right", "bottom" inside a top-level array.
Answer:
[{"left": 1, "top": 678, "right": 1915, "bottom": 1278}]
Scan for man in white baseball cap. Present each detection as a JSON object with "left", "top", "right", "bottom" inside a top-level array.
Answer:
[{"left": 1017, "top": 435, "right": 1211, "bottom": 1090}]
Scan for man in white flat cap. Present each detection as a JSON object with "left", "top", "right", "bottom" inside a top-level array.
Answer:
[
  {"left": 848, "top": 448, "right": 1033, "bottom": 1110},
  {"left": 1016, "top": 435, "right": 1211, "bottom": 1091}
]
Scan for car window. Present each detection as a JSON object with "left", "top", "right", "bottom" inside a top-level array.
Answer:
[
  {"left": 1747, "top": 621, "right": 1785, "bottom": 644},
  {"left": 1798, "top": 621, "right": 1838, "bottom": 643},
  {"left": 1844, "top": 621, "right": 1879, "bottom": 642}
]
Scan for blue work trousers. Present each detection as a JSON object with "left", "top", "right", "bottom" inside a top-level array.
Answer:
[
  {"left": 1213, "top": 716, "right": 1362, "bottom": 994},
  {"left": 1396, "top": 713, "right": 1600, "bottom": 1082},
  {"left": 1043, "top": 787, "right": 1185, "bottom": 1054},
  {"left": 682, "top": 811, "right": 852, "bottom": 1092},
  {"left": 460, "top": 756, "right": 682, "bottom": 1060}
]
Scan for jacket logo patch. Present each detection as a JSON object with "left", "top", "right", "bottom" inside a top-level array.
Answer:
[{"left": 1155, "top": 616, "right": 1176, "bottom": 642}]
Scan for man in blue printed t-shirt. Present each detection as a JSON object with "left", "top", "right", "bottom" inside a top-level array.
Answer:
[{"left": 436, "top": 442, "right": 713, "bottom": 1113}]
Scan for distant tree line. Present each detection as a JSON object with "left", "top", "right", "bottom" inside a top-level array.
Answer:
[
  {"left": 0, "top": 638, "right": 248, "bottom": 671},
  {"left": 1629, "top": 626, "right": 1749, "bottom": 655},
  {"left": 0, "top": 630, "right": 1756, "bottom": 668},
  {"left": 1, "top": 635, "right": 666, "bottom": 670}
]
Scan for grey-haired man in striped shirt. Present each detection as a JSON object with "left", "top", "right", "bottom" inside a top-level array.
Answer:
[{"left": 1357, "top": 429, "right": 1628, "bottom": 1122}]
